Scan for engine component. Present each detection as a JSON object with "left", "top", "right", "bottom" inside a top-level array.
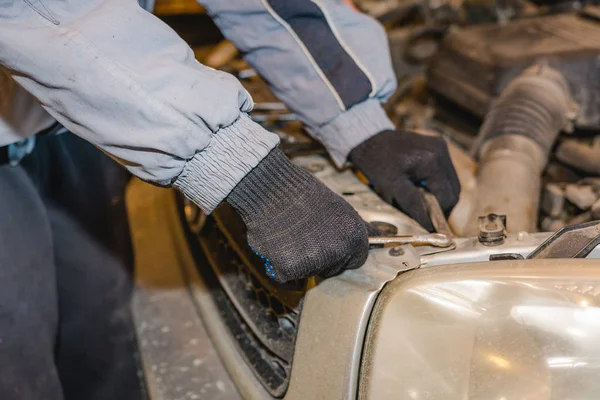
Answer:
[
  {"left": 464, "top": 136, "right": 544, "bottom": 234},
  {"left": 565, "top": 183, "right": 597, "bottom": 210},
  {"left": 472, "top": 64, "right": 572, "bottom": 158},
  {"left": 453, "top": 65, "right": 573, "bottom": 235},
  {"left": 478, "top": 213, "right": 507, "bottom": 246},
  {"left": 428, "top": 12, "right": 600, "bottom": 128},
  {"left": 540, "top": 178, "right": 600, "bottom": 231},
  {"left": 541, "top": 183, "right": 565, "bottom": 218},
  {"left": 556, "top": 137, "right": 600, "bottom": 176}
]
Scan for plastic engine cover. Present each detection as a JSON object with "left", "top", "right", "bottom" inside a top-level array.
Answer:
[{"left": 427, "top": 11, "right": 600, "bottom": 129}]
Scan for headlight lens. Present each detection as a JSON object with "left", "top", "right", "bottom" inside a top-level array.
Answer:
[{"left": 359, "top": 259, "right": 600, "bottom": 400}]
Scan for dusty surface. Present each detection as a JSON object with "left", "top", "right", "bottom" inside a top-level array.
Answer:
[{"left": 127, "top": 178, "right": 241, "bottom": 400}]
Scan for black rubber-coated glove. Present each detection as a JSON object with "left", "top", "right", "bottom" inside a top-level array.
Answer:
[
  {"left": 226, "top": 148, "right": 377, "bottom": 283},
  {"left": 349, "top": 130, "right": 460, "bottom": 231}
]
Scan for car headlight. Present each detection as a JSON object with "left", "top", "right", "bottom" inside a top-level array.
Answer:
[{"left": 359, "top": 259, "right": 600, "bottom": 400}]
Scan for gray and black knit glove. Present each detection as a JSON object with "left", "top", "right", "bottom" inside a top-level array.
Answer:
[
  {"left": 226, "top": 148, "right": 375, "bottom": 283},
  {"left": 350, "top": 130, "right": 460, "bottom": 231}
]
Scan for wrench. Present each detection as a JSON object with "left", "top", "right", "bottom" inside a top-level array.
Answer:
[
  {"left": 421, "top": 188, "right": 455, "bottom": 237},
  {"left": 368, "top": 233, "right": 453, "bottom": 248}
]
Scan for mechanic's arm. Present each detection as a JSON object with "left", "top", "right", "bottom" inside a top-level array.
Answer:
[
  {"left": 0, "top": 0, "right": 372, "bottom": 282},
  {"left": 200, "top": 0, "right": 460, "bottom": 230},
  {"left": 0, "top": 0, "right": 277, "bottom": 213}
]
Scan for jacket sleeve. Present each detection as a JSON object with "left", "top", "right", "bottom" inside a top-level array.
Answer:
[
  {"left": 0, "top": 0, "right": 279, "bottom": 213},
  {"left": 199, "top": 0, "right": 397, "bottom": 167}
]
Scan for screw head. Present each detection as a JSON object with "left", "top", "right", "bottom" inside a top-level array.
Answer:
[{"left": 389, "top": 246, "right": 405, "bottom": 257}]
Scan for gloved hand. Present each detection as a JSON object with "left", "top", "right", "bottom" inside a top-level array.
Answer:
[
  {"left": 349, "top": 130, "right": 460, "bottom": 231},
  {"left": 226, "top": 148, "right": 377, "bottom": 283}
]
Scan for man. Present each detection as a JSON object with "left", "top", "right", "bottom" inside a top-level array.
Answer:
[{"left": 0, "top": 0, "right": 459, "bottom": 399}]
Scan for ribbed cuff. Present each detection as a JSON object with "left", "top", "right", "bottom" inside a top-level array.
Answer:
[
  {"left": 226, "top": 147, "right": 313, "bottom": 219},
  {"left": 309, "top": 99, "right": 394, "bottom": 168},
  {"left": 173, "top": 113, "right": 280, "bottom": 214}
]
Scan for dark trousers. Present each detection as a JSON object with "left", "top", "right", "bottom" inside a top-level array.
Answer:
[{"left": 0, "top": 133, "right": 143, "bottom": 400}]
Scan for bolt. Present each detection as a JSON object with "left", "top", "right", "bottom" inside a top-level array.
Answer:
[
  {"left": 389, "top": 246, "right": 405, "bottom": 257},
  {"left": 485, "top": 223, "right": 498, "bottom": 230}
]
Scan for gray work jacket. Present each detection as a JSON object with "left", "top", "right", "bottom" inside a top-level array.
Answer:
[{"left": 0, "top": 0, "right": 396, "bottom": 213}]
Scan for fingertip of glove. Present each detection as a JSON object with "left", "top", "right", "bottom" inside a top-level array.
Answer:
[
  {"left": 353, "top": 248, "right": 370, "bottom": 270},
  {"left": 390, "top": 184, "right": 435, "bottom": 232}
]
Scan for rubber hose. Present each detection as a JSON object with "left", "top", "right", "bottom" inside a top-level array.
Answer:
[
  {"left": 473, "top": 64, "right": 572, "bottom": 159},
  {"left": 452, "top": 64, "right": 573, "bottom": 235}
]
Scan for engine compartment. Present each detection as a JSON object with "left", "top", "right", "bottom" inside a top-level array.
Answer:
[{"left": 427, "top": 9, "right": 600, "bottom": 234}]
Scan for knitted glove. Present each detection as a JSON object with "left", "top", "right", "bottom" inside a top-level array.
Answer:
[
  {"left": 226, "top": 148, "right": 376, "bottom": 283},
  {"left": 349, "top": 130, "right": 460, "bottom": 231}
]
